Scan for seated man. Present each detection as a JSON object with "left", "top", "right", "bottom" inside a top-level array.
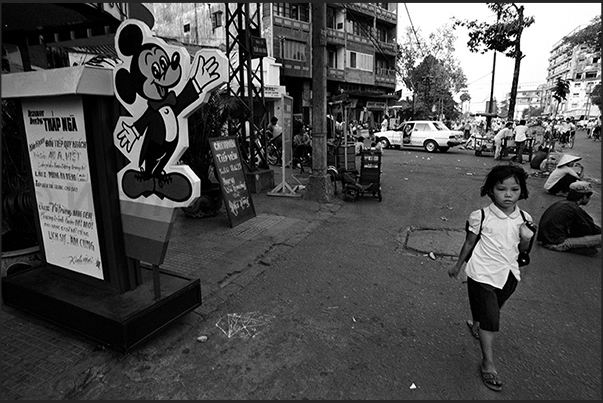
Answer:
[
  {"left": 543, "top": 153, "right": 584, "bottom": 196},
  {"left": 537, "top": 181, "right": 601, "bottom": 256},
  {"left": 292, "top": 129, "right": 312, "bottom": 170}
]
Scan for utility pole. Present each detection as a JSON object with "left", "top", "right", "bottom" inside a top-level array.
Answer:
[
  {"left": 305, "top": 3, "right": 334, "bottom": 202},
  {"left": 486, "top": 9, "right": 501, "bottom": 130},
  {"left": 507, "top": 4, "right": 526, "bottom": 122}
]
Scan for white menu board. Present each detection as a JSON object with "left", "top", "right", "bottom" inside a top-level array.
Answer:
[{"left": 22, "top": 96, "right": 104, "bottom": 279}]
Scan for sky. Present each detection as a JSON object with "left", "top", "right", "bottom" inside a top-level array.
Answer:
[{"left": 397, "top": 2, "right": 601, "bottom": 113}]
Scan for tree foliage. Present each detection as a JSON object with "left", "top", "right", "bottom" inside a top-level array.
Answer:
[
  {"left": 552, "top": 78, "right": 570, "bottom": 117},
  {"left": 396, "top": 23, "right": 467, "bottom": 120},
  {"left": 453, "top": 3, "right": 534, "bottom": 121},
  {"left": 552, "top": 78, "right": 570, "bottom": 103},
  {"left": 590, "top": 82, "right": 601, "bottom": 115},
  {"left": 560, "top": 15, "right": 601, "bottom": 51},
  {"left": 453, "top": 3, "right": 534, "bottom": 58}
]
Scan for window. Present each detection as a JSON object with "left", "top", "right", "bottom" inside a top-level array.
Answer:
[
  {"left": 585, "top": 72, "right": 597, "bottom": 79},
  {"left": 593, "top": 57, "right": 600, "bottom": 64},
  {"left": 415, "top": 123, "right": 430, "bottom": 132},
  {"left": 347, "top": 17, "right": 370, "bottom": 37},
  {"left": 347, "top": 51, "right": 373, "bottom": 71},
  {"left": 274, "top": 3, "right": 309, "bottom": 22},
  {"left": 283, "top": 40, "right": 306, "bottom": 62},
  {"left": 576, "top": 73, "right": 582, "bottom": 79},
  {"left": 327, "top": 7, "right": 335, "bottom": 28},
  {"left": 183, "top": 23, "right": 190, "bottom": 33},
  {"left": 212, "top": 11, "right": 223, "bottom": 29},
  {"left": 350, "top": 52, "right": 357, "bottom": 68},
  {"left": 328, "top": 50, "right": 337, "bottom": 68}
]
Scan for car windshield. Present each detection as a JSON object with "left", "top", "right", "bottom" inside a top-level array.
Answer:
[{"left": 432, "top": 122, "right": 448, "bottom": 131}]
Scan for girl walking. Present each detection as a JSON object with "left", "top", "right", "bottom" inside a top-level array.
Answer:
[{"left": 448, "top": 164, "right": 536, "bottom": 392}]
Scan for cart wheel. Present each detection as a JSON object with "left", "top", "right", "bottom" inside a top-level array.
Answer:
[{"left": 378, "top": 190, "right": 382, "bottom": 202}]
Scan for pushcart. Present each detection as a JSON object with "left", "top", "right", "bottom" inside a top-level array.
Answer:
[
  {"left": 474, "top": 135, "right": 495, "bottom": 157},
  {"left": 341, "top": 148, "right": 382, "bottom": 202}
]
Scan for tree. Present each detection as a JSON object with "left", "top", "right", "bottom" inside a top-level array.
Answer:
[
  {"left": 552, "top": 78, "right": 570, "bottom": 117},
  {"left": 454, "top": 3, "right": 535, "bottom": 121},
  {"left": 560, "top": 15, "right": 601, "bottom": 52},
  {"left": 396, "top": 24, "right": 468, "bottom": 119},
  {"left": 589, "top": 82, "right": 602, "bottom": 116},
  {"left": 498, "top": 98, "right": 509, "bottom": 118}
]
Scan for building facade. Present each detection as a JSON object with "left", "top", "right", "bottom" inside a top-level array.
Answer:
[
  {"left": 505, "top": 82, "right": 546, "bottom": 120},
  {"left": 151, "top": 3, "right": 399, "bottom": 128},
  {"left": 544, "top": 25, "right": 601, "bottom": 118}
]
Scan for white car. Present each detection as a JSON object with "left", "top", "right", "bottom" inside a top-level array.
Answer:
[{"left": 375, "top": 120, "right": 464, "bottom": 152}]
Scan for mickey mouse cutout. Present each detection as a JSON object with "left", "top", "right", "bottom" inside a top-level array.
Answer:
[{"left": 112, "top": 19, "right": 227, "bottom": 207}]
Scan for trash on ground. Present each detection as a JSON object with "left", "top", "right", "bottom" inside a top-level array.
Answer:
[
  {"left": 215, "top": 312, "right": 275, "bottom": 339},
  {"left": 196, "top": 335, "right": 208, "bottom": 342},
  {"left": 466, "top": 172, "right": 474, "bottom": 176},
  {"left": 410, "top": 383, "right": 417, "bottom": 389},
  {"left": 440, "top": 216, "right": 447, "bottom": 221},
  {"left": 429, "top": 252, "right": 436, "bottom": 260}
]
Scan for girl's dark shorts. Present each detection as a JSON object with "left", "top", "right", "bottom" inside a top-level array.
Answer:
[{"left": 467, "top": 273, "right": 518, "bottom": 332}]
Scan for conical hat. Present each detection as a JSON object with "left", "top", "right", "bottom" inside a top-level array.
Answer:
[{"left": 557, "top": 154, "right": 581, "bottom": 167}]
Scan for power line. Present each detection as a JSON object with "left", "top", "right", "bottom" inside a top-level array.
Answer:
[
  {"left": 467, "top": 71, "right": 493, "bottom": 85},
  {"left": 403, "top": 3, "right": 424, "bottom": 57}
]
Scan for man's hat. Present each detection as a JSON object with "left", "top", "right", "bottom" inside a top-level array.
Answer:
[{"left": 569, "top": 181, "right": 593, "bottom": 194}]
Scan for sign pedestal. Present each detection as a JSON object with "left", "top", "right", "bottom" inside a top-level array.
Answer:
[
  {"left": 1, "top": 65, "right": 202, "bottom": 352},
  {"left": 2, "top": 266, "right": 200, "bottom": 352}
]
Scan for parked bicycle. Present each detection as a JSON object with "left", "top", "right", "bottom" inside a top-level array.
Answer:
[{"left": 266, "top": 134, "right": 283, "bottom": 166}]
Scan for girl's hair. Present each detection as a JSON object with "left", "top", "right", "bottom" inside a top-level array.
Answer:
[{"left": 480, "top": 164, "right": 529, "bottom": 200}]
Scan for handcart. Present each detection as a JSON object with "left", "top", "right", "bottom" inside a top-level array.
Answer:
[
  {"left": 340, "top": 148, "right": 382, "bottom": 202},
  {"left": 474, "top": 135, "right": 495, "bottom": 157}
]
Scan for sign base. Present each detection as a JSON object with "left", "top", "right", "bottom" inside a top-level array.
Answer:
[{"left": 2, "top": 265, "right": 201, "bottom": 352}]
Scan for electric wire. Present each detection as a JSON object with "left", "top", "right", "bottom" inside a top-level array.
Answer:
[{"left": 403, "top": 3, "right": 425, "bottom": 57}]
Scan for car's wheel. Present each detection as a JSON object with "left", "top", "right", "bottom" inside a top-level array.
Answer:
[
  {"left": 378, "top": 137, "right": 390, "bottom": 149},
  {"left": 424, "top": 140, "right": 439, "bottom": 153},
  {"left": 439, "top": 147, "right": 450, "bottom": 153}
]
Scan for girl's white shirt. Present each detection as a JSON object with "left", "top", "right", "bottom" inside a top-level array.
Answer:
[{"left": 465, "top": 203, "right": 533, "bottom": 289}]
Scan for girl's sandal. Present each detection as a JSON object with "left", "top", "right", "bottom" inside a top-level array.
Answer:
[{"left": 466, "top": 319, "right": 480, "bottom": 340}]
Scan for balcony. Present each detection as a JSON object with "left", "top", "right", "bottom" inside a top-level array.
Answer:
[
  {"left": 273, "top": 15, "right": 310, "bottom": 32},
  {"left": 345, "top": 2, "right": 375, "bottom": 16},
  {"left": 326, "top": 28, "right": 345, "bottom": 46},
  {"left": 377, "top": 41, "right": 397, "bottom": 56},
  {"left": 327, "top": 67, "right": 345, "bottom": 81},
  {"left": 375, "top": 7, "right": 396, "bottom": 25},
  {"left": 375, "top": 68, "right": 396, "bottom": 87},
  {"left": 346, "top": 32, "right": 372, "bottom": 46}
]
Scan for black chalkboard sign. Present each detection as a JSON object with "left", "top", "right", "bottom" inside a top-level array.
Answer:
[{"left": 208, "top": 136, "right": 256, "bottom": 227}]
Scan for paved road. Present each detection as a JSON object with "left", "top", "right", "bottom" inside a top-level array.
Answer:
[{"left": 57, "top": 140, "right": 600, "bottom": 399}]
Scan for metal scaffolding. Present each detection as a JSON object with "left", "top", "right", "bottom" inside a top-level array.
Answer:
[{"left": 224, "top": 3, "right": 269, "bottom": 171}]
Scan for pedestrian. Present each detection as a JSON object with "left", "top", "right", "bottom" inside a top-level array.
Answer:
[
  {"left": 537, "top": 181, "right": 601, "bottom": 256},
  {"left": 511, "top": 119, "right": 528, "bottom": 164},
  {"left": 266, "top": 116, "right": 282, "bottom": 141},
  {"left": 464, "top": 121, "right": 472, "bottom": 140},
  {"left": 543, "top": 153, "right": 584, "bottom": 196},
  {"left": 493, "top": 122, "right": 514, "bottom": 160},
  {"left": 381, "top": 115, "right": 389, "bottom": 132},
  {"left": 448, "top": 164, "right": 535, "bottom": 393}
]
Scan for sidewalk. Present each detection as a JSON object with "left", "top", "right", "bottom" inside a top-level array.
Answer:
[{"left": 0, "top": 166, "right": 340, "bottom": 400}]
